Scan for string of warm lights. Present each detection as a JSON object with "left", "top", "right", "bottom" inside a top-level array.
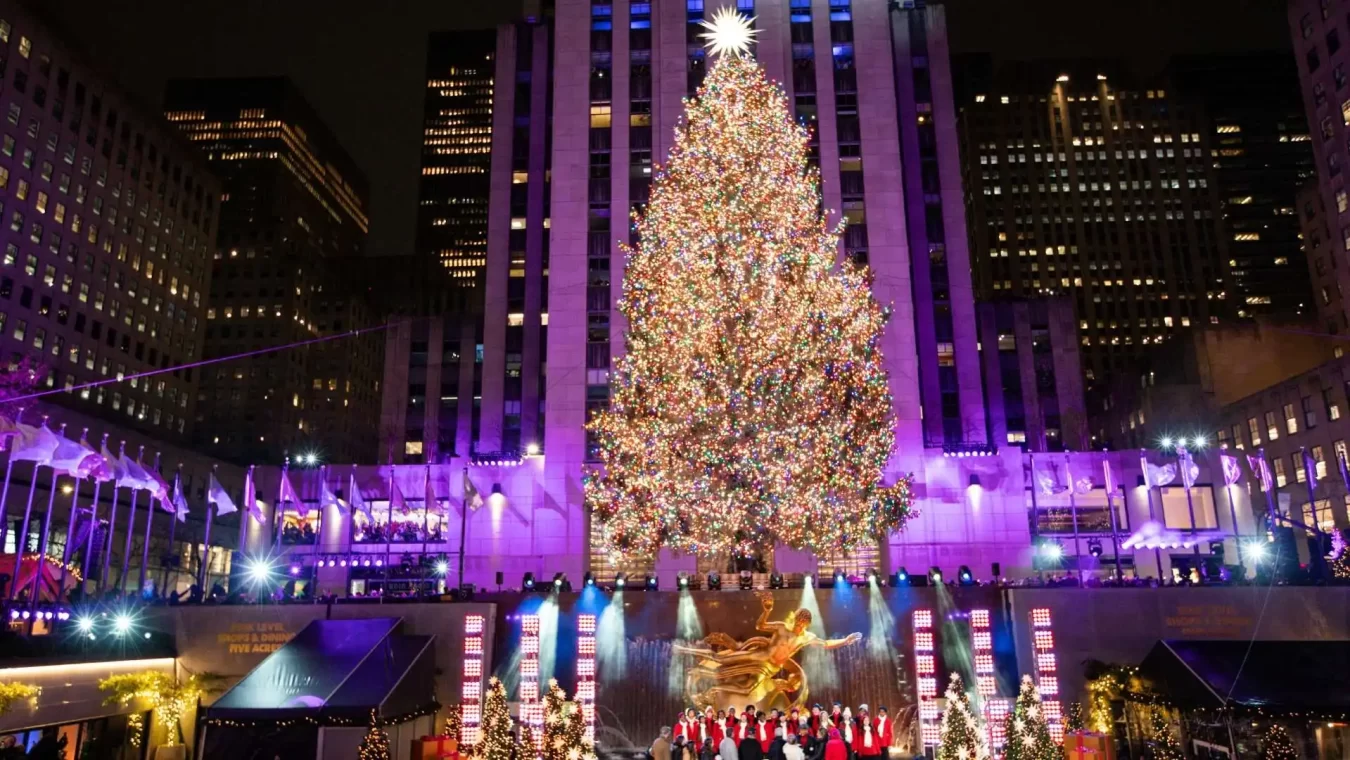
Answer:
[{"left": 584, "top": 22, "right": 914, "bottom": 561}]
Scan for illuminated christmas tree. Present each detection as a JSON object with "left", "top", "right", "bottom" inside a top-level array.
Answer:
[
  {"left": 542, "top": 679, "right": 570, "bottom": 760},
  {"left": 480, "top": 677, "right": 514, "bottom": 760},
  {"left": 584, "top": 8, "right": 914, "bottom": 559},
  {"left": 1002, "top": 676, "right": 1059, "bottom": 760},
  {"left": 521, "top": 725, "right": 537, "bottom": 760},
  {"left": 565, "top": 699, "right": 597, "bottom": 760},
  {"left": 358, "top": 710, "right": 391, "bottom": 760},
  {"left": 1260, "top": 724, "right": 1297, "bottom": 760},
  {"left": 445, "top": 703, "right": 463, "bottom": 743},
  {"left": 1148, "top": 711, "right": 1182, "bottom": 760},
  {"left": 938, "top": 673, "right": 987, "bottom": 760},
  {"left": 1065, "top": 702, "right": 1084, "bottom": 733}
]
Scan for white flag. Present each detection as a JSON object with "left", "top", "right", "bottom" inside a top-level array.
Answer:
[
  {"left": 349, "top": 474, "right": 371, "bottom": 519},
  {"left": 171, "top": 475, "right": 190, "bottom": 523},
  {"left": 208, "top": 472, "right": 237, "bottom": 516},
  {"left": 320, "top": 476, "right": 345, "bottom": 512},
  {"left": 101, "top": 443, "right": 128, "bottom": 483},
  {"left": 10, "top": 423, "right": 60, "bottom": 465}
]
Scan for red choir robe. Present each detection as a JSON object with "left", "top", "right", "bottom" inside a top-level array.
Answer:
[
  {"left": 876, "top": 715, "right": 893, "bottom": 749},
  {"left": 855, "top": 714, "right": 881, "bottom": 757}
]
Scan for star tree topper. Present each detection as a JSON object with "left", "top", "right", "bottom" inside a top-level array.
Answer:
[{"left": 699, "top": 7, "right": 758, "bottom": 57}]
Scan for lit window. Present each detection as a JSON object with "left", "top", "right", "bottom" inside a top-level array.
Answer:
[
  {"left": 405, "top": 441, "right": 424, "bottom": 456},
  {"left": 1265, "top": 411, "right": 1280, "bottom": 441},
  {"left": 1284, "top": 403, "right": 1299, "bottom": 435}
]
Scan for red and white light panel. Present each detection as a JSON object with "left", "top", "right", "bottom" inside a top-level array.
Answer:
[
  {"left": 577, "top": 613, "right": 597, "bottom": 744},
  {"left": 969, "top": 609, "right": 995, "bottom": 698},
  {"left": 1029, "top": 607, "right": 1062, "bottom": 743},
  {"left": 984, "top": 698, "right": 1011, "bottom": 758},
  {"left": 913, "top": 609, "right": 940, "bottom": 748},
  {"left": 462, "top": 614, "right": 485, "bottom": 747},
  {"left": 520, "top": 614, "right": 543, "bottom": 753}
]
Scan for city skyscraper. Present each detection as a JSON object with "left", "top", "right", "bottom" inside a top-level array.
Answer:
[
  {"left": 419, "top": 30, "right": 496, "bottom": 285},
  {"left": 1289, "top": 0, "right": 1350, "bottom": 334},
  {"left": 958, "top": 59, "right": 1230, "bottom": 386},
  {"left": 0, "top": 1, "right": 218, "bottom": 441},
  {"left": 164, "top": 77, "right": 382, "bottom": 464},
  {"left": 1167, "top": 54, "right": 1314, "bottom": 322}
]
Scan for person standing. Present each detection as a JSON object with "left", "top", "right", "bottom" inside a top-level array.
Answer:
[
  {"left": 854, "top": 705, "right": 881, "bottom": 760},
  {"left": 839, "top": 708, "right": 854, "bottom": 759},
  {"left": 784, "top": 734, "right": 805, "bottom": 760},
  {"left": 824, "top": 729, "right": 848, "bottom": 760},
  {"left": 720, "top": 726, "right": 741, "bottom": 760},
  {"left": 701, "top": 738, "right": 718, "bottom": 760},
  {"left": 740, "top": 712, "right": 765, "bottom": 760},
  {"left": 768, "top": 727, "right": 788, "bottom": 760},
  {"left": 654, "top": 727, "right": 674, "bottom": 760},
  {"left": 875, "top": 706, "right": 893, "bottom": 760}
]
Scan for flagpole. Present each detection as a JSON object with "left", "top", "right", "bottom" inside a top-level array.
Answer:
[
  {"left": 0, "top": 408, "right": 23, "bottom": 573},
  {"left": 238, "top": 465, "right": 255, "bottom": 553},
  {"left": 9, "top": 418, "right": 49, "bottom": 602},
  {"left": 57, "top": 428, "right": 89, "bottom": 601},
  {"left": 100, "top": 441, "right": 126, "bottom": 597},
  {"left": 1028, "top": 452, "right": 1044, "bottom": 582},
  {"left": 202, "top": 464, "right": 221, "bottom": 591},
  {"left": 117, "top": 446, "right": 146, "bottom": 596},
  {"left": 23, "top": 423, "right": 67, "bottom": 611},
  {"left": 1301, "top": 446, "right": 1330, "bottom": 579},
  {"left": 160, "top": 467, "right": 181, "bottom": 594},
  {"left": 346, "top": 464, "right": 358, "bottom": 597},
  {"left": 1104, "top": 464, "right": 1124, "bottom": 581},
  {"left": 1225, "top": 477, "right": 1244, "bottom": 578},
  {"left": 1064, "top": 454, "right": 1083, "bottom": 584},
  {"left": 138, "top": 453, "right": 162, "bottom": 593},
  {"left": 1140, "top": 450, "right": 1164, "bottom": 579},
  {"left": 421, "top": 465, "right": 431, "bottom": 598},
  {"left": 311, "top": 465, "right": 326, "bottom": 604},
  {"left": 81, "top": 434, "right": 109, "bottom": 595},
  {"left": 384, "top": 458, "right": 395, "bottom": 603},
  {"left": 274, "top": 457, "right": 290, "bottom": 551},
  {"left": 1177, "top": 446, "right": 1201, "bottom": 558}
]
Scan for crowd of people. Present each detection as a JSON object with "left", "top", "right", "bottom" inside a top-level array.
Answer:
[
  {"left": 354, "top": 520, "right": 443, "bottom": 543},
  {"left": 652, "top": 703, "right": 894, "bottom": 760}
]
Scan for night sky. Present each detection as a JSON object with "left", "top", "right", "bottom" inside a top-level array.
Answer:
[{"left": 33, "top": 0, "right": 1289, "bottom": 260}]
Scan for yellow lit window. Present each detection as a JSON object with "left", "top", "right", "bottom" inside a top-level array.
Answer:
[
  {"left": 512, "top": 171, "right": 528, "bottom": 184},
  {"left": 405, "top": 441, "right": 424, "bottom": 456},
  {"left": 590, "top": 105, "right": 612, "bottom": 128}
]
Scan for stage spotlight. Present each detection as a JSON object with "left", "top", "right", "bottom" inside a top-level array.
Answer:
[
  {"left": 803, "top": 572, "right": 815, "bottom": 587},
  {"left": 1040, "top": 542, "right": 1064, "bottom": 562},
  {"left": 958, "top": 565, "right": 975, "bottom": 586},
  {"left": 435, "top": 560, "right": 449, "bottom": 576},
  {"left": 645, "top": 574, "right": 658, "bottom": 591},
  {"left": 678, "top": 572, "right": 690, "bottom": 589},
  {"left": 769, "top": 572, "right": 784, "bottom": 589},
  {"left": 1243, "top": 540, "right": 1269, "bottom": 562},
  {"left": 738, "top": 571, "right": 753, "bottom": 590},
  {"left": 928, "top": 566, "right": 943, "bottom": 585},
  {"left": 143, "top": 632, "right": 152, "bottom": 640},
  {"left": 1088, "top": 539, "right": 1103, "bottom": 558},
  {"left": 522, "top": 572, "right": 535, "bottom": 591},
  {"left": 614, "top": 572, "right": 627, "bottom": 589},
  {"left": 866, "top": 569, "right": 879, "bottom": 586},
  {"left": 246, "top": 559, "right": 273, "bottom": 584},
  {"left": 553, "top": 572, "right": 566, "bottom": 590},
  {"left": 288, "top": 564, "right": 301, "bottom": 576},
  {"left": 112, "top": 613, "right": 133, "bottom": 636},
  {"left": 833, "top": 569, "right": 846, "bottom": 585},
  {"left": 76, "top": 616, "right": 94, "bottom": 634},
  {"left": 584, "top": 572, "right": 596, "bottom": 587},
  {"left": 891, "top": 569, "right": 910, "bottom": 586},
  {"left": 707, "top": 571, "right": 721, "bottom": 590},
  {"left": 1209, "top": 540, "right": 1225, "bottom": 556}
]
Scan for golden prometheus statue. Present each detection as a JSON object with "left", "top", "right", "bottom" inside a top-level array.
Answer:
[{"left": 676, "top": 592, "right": 862, "bottom": 712}]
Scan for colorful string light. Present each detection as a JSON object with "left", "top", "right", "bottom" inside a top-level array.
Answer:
[{"left": 584, "top": 38, "right": 915, "bottom": 560}]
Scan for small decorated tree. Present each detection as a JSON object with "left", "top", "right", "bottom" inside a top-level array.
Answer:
[
  {"left": 445, "top": 703, "right": 463, "bottom": 743},
  {"left": 1065, "top": 703, "right": 1084, "bottom": 733},
  {"left": 1148, "top": 710, "right": 1182, "bottom": 760},
  {"left": 564, "top": 700, "right": 596, "bottom": 760},
  {"left": 938, "top": 673, "right": 986, "bottom": 760},
  {"left": 1260, "top": 724, "right": 1298, "bottom": 760},
  {"left": 481, "top": 677, "right": 514, "bottom": 760},
  {"left": 359, "top": 710, "right": 391, "bottom": 760},
  {"left": 521, "top": 724, "right": 537, "bottom": 760},
  {"left": 542, "top": 679, "right": 570, "bottom": 760},
  {"left": 1002, "top": 676, "right": 1060, "bottom": 760}
]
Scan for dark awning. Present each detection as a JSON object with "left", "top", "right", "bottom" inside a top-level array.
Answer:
[
  {"left": 204, "top": 616, "right": 436, "bottom": 723},
  {"left": 1138, "top": 640, "right": 1350, "bottom": 713}
]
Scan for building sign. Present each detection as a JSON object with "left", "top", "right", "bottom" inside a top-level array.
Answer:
[
  {"left": 1163, "top": 603, "right": 1255, "bottom": 638},
  {"left": 216, "top": 621, "right": 296, "bottom": 655}
]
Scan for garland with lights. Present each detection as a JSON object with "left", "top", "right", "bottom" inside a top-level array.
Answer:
[
  {"left": 0, "top": 681, "right": 40, "bottom": 716},
  {"left": 127, "top": 713, "right": 145, "bottom": 749},
  {"left": 1083, "top": 662, "right": 1137, "bottom": 735},
  {"left": 1002, "top": 676, "right": 1059, "bottom": 760},
  {"left": 938, "top": 673, "right": 987, "bottom": 760},
  {"left": 1148, "top": 710, "right": 1182, "bottom": 760},
  {"left": 359, "top": 709, "right": 392, "bottom": 760},
  {"left": 1331, "top": 528, "right": 1350, "bottom": 580},
  {"left": 583, "top": 15, "right": 914, "bottom": 559},
  {"left": 1260, "top": 724, "right": 1297, "bottom": 760},
  {"left": 98, "top": 670, "right": 220, "bottom": 747},
  {"left": 478, "top": 677, "right": 513, "bottom": 760}
]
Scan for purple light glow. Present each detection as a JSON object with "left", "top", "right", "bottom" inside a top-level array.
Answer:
[
  {"left": 375, "top": 559, "right": 384, "bottom": 567},
  {"left": 289, "top": 565, "right": 301, "bottom": 576}
]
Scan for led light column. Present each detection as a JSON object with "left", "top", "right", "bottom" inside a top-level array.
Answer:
[
  {"left": 1030, "top": 607, "right": 1062, "bottom": 743},
  {"left": 577, "top": 613, "right": 597, "bottom": 744},
  {"left": 969, "top": 608, "right": 1009, "bottom": 756},
  {"left": 520, "top": 614, "right": 543, "bottom": 753},
  {"left": 913, "top": 609, "right": 939, "bottom": 748},
  {"left": 462, "top": 613, "right": 485, "bottom": 747}
]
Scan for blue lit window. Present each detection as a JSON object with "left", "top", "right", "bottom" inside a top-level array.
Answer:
[
  {"left": 630, "top": 19, "right": 651, "bottom": 28},
  {"left": 790, "top": 0, "right": 811, "bottom": 7},
  {"left": 828, "top": 0, "right": 850, "bottom": 7},
  {"left": 832, "top": 42, "right": 853, "bottom": 61},
  {"left": 592, "top": 4, "right": 612, "bottom": 16},
  {"left": 790, "top": 12, "right": 811, "bottom": 22},
  {"left": 738, "top": 0, "right": 755, "bottom": 10},
  {"left": 687, "top": 0, "right": 704, "bottom": 10},
  {"left": 631, "top": 2, "right": 651, "bottom": 14},
  {"left": 829, "top": 11, "right": 851, "bottom": 21},
  {"left": 592, "top": 20, "right": 613, "bottom": 30}
]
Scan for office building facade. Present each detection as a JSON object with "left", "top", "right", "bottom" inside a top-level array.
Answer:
[
  {"left": 420, "top": 31, "right": 496, "bottom": 285},
  {"left": 959, "top": 61, "right": 1230, "bottom": 386},
  {"left": 164, "top": 78, "right": 382, "bottom": 465}
]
